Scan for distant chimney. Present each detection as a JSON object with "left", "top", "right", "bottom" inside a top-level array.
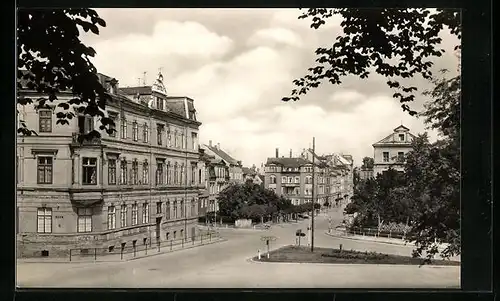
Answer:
[
  {"left": 217, "top": 143, "right": 220, "bottom": 150},
  {"left": 209, "top": 140, "right": 212, "bottom": 147},
  {"left": 290, "top": 149, "right": 292, "bottom": 158},
  {"left": 275, "top": 148, "right": 279, "bottom": 158}
]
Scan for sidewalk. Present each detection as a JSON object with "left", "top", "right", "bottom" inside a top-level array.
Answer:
[
  {"left": 325, "top": 229, "right": 451, "bottom": 252},
  {"left": 18, "top": 236, "right": 226, "bottom": 264}
]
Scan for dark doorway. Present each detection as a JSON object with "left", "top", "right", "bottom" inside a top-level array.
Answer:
[
  {"left": 155, "top": 217, "right": 161, "bottom": 244},
  {"left": 191, "top": 227, "right": 196, "bottom": 241}
]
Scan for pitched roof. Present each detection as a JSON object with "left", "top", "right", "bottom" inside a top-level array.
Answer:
[
  {"left": 119, "top": 86, "right": 152, "bottom": 96},
  {"left": 394, "top": 124, "right": 410, "bottom": 131},
  {"left": 206, "top": 145, "right": 239, "bottom": 165},
  {"left": 266, "top": 157, "right": 311, "bottom": 168}
]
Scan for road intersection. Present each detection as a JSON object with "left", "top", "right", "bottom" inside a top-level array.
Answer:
[{"left": 16, "top": 208, "right": 460, "bottom": 288}]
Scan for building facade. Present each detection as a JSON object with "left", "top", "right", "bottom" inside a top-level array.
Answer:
[
  {"left": 17, "top": 72, "right": 203, "bottom": 257},
  {"left": 372, "top": 125, "right": 415, "bottom": 175}
]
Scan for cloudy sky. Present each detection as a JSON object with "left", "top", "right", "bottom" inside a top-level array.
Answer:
[{"left": 81, "top": 8, "right": 460, "bottom": 168}]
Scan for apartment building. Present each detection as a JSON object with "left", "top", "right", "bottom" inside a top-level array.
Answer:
[
  {"left": 16, "top": 71, "right": 202, "bottom": 257},
  {"left": 372, "top": 125, "right": 415, "bottom": 175},
  {"left": 202, "top": 141, "right": 243, "bottom": 184}
]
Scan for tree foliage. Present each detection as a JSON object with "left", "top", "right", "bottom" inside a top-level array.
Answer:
[
  {"left": 17, "top": 9, "right": 114, "bottom": 139},
  {"left": 282, "top": 8, "right": 460, "bottom": 115},
  {"left": 361, "top": 157, "right": 374, "bottom": 169}
]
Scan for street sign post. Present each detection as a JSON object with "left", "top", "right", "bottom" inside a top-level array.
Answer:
[
  {"left": 295, "top": 229, "right": 306, "bottom": 246},
  {"left": 261, "top": 236, "right": 277, "bottom": 258}
]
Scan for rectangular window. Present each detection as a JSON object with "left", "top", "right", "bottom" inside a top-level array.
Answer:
[
  {"left": 399, "top": 134, "right": 405, "bottom": 141},
  {"left": 37, "top": 156, "right": 53, "bottom": 184},
  {"left": 37, "top": 207, "right": 52, "bottom": 233},
  {"left": 165, "top": 202, "right": 171, "bottom": 219},
  {"left": 108, "top": 159, "right": 117, "bottom": 185},
  {"left": 38, "top": 110, "right": 52, "bottom": 133},
  {"left": 82, "top": 157, "right": 97, "bottom": 185},
  {"left": 295, "top": 176, "right": 300, "bottom": 184},
  {"left": 120, "top": 118, "right": 127, "bottom": 139},
  {"left": 191, "top": 200, "right": 195, "bottom": 217},
  {"left": 157, "top": 124, "right": 164, "bottom": 146},
  {"left": 383, "top": 152, "right": 390, "bottom": 162},
  {"left": 142, "top": 161, "right": 149, "bottom": 185},
  {"left": 156, "top": 202, "right": 162, "bottom": 214},
  {"left": 132, "top": 161, "right": 138, "bottom": 185},
  {"left": 143, "top": 123, "right": 149, "bottom": 143},
  {"left": 142, "top": 203, "right": 149, "bottom": 223},
  {"left": 180, "top": 200, "right": 185, "bottom": 218},
  {"left": 132, "top": 122, "right": 138, "bottom": 141},
  {"left": 156, "top": 97, "right": 163, "bottom": 111},
  {"left": 191, "top": 165, "right": 196, "bottom": 185},
  {"left": 78, "top": 115, "right": 94, "bottom": 134},
  {"left": 132, "top": 203, "right": 138, "bottom": 225},
  {"left": 173, "top": 201, "right": 178, "bottom": 219},
  {"left": 107, "top": 206, "right": 116, "bottom": 230},
  {"left": 77, "top": 208, "right": 92, "bottom": 233},
  {"left": 398, "top": 152, "right": 405, "bottom": 162},
  {"left": 120, "top": 205, "right": 127, "bottom": 228},
  {"left": 109, "top": 115, "right": 117, "bottom": 137},
  {"left": 156, "top": 161, "right": 164, "bottom": 185},
  {"left": 281, "top": 176, "right": 286, "bottom": 183},
  {"left": 120, "top": 160, "right": 127, "bottom": 185},
  {"left": 191, "top": 132, "right": 198, "bottom": 150}
]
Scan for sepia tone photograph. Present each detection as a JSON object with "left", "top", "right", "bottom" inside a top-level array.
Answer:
[{"left": 16, "top": 8, "right": 461, "bottom": 288}]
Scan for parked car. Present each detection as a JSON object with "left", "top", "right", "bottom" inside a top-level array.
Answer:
[{"left": 298, "top": 214, "right": 309, "bottom": 219}]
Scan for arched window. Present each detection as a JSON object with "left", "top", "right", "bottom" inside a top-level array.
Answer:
[{"left": 270, "top": 175, "right": 276, "bottom": 184}]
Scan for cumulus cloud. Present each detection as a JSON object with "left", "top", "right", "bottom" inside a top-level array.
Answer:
[
  {"left": 247, "top": 27, "right": 303, "bottom": 48},
  {"left": 83, "top": 9, "right": 453, "bottom": 168},
  {"left": 88, "top": 20, "right": 234, "bottom": 86}
]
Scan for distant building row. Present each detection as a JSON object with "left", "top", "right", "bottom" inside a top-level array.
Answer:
[{"left": 264, "top": 148, "right": 354, "bottom": 207}]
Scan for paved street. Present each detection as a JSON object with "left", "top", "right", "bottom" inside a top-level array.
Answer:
[{"left": 16, "top": 208, "right": 460, "bottom": 288}]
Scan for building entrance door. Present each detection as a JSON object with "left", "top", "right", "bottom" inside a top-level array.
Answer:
[{"left": 155, "top": 217, "right": 161, "bottom": 244}]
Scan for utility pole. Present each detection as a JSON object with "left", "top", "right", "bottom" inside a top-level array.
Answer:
[{"left": 311, "top": 137, "right": 315, "bottom": 252}]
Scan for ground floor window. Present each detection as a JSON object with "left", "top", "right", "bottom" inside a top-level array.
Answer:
[
  {"left": 37, "top": 207, "right": 52, "bottom": 233},
  {"left": 173, "top": 230, "right": 177, "bottom": 239},
  {"left": 77, "top": 208, "right": 92, "bottom": 232},
  {"left": 107, "top": 205, "right": 116, "bottom": 230}
]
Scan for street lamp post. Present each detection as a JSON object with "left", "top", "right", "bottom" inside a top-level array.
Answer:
[{"left": 311, "top": 137, "right": 316, "bottom": 252}]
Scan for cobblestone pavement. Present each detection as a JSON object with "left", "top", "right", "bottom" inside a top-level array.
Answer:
[{"left": 16, "top": 208, "right": 460, "bottom": 288}]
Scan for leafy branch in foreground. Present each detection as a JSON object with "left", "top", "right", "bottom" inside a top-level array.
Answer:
[
  {"left": 17, "top": 9, "right": 115, "bottom": 140},
  {"left": 282, "top": 8, "right": 461, "bottom": 116}
]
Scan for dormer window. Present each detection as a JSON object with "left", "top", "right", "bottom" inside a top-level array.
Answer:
[
  {"left": 156, "top": 97, "right": 164, "bottom": 111},
  {"left": 399, "top": 134, "right": 405, "bottom": 141}
]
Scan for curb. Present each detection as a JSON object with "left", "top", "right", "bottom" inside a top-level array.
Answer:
[
  {"left": 324, "top": 231, "right": 415, "bottom": 247},
  {"left": 247, "top": 256, "right": 459, "bottom": 268},
  {"left": 18, "top": 238, "right": 227, "bottom": 264}
]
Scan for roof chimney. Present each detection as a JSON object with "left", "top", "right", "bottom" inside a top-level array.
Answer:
[
  {"left": 209, "top": 140, "right": 212, "bottom": 147},
  {"left": 275, "top": 148, "right": 279, "bottom": 158},
  {"left": 217, "top": 142, "right": 220, "bottom": 150},
  {"left": 290, "top": 149, "right": 292, "bottom": 158}
]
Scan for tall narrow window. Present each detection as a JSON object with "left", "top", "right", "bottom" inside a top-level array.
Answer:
[
  {"left": 107, "top": 206, "right": 116, "bottom": 230},
  {"left": 191, "top": 165, "right": 196, "bottom": 185},
  {"left": 120, "top": 118, "right": 127, "bottom": 139},
  {"left": 108, "top": 114, "right": 117, "bottom": 137},
  {"left": 180, "top": 200, "right": 185, "bottom": 218},
  {"left": 77, "top": 208, "right": 92, "bottom": 233},
  {"left": 173, "top": 201, "right": 178, "bottom": 219},
  {"left": 38, "top": 110, "right": 52, "bottom": 133},
  {"left": 157, "top": 124, "right": 164, "bottom": 145},
  {"left": 156, "top": 97, "right": 164, "bottom": 110},
  {"left": 166, "top": 162, "right": 171, "bottom": 184},
  {"left": 131, "top": 203, "right": 138, "bottom": 225},
  {"left": 156, "top": 161, "right": 164, "bottom": 185},
  {"left": 37, "top": 156, "right": 53, "bottom": 184},
  {"left": 120, "top": 159, "right": 127, "bottom": 185},
  {"left": 191, "top": 132, "right": 198, "bottom": 150},
  {"left": 82, "top": 157, "right": 97, "bottom": 185},
  {"left": 132, "top": 121, "right": 138, "bottom": 141},
  {"left": 156, "top": 202, "right": 162, "bottom": 214},
  {"left": 174, "top": 164, "right": 178, "bottom": 185},
  {"left": 142, "top": 203, "right": 149, "bottom": 223},
  {"left": 120, "top": 204, "right": 127, "bottom": 227},
  {"left": 180, "top": 164, "right": 185, "bottom": 185},
  {"left": 132, "top": 160, "right": 138, "bottom": 184},
  {"left": 37, "top": 207, "right": 52, "bottom": 233},
  {"left": 167, "top": 128, "right": 172, "bottom": 147},
  {"left": 108, "top": 159, "right": 117, "bottom": 185},
  {"left": 165, "top": 201, "right": 171, "bottom": 219},
  {"left": 142, "top": 161, "right": 149, "bottom": 185},
  {"left": 181, "top": 133, "right": 185, "bottom": 149},
  {"left": 190, "top": 199, "right": 195, "bottom": 217},
  {"left": 143, "top": 123, "right": 149, "bottom": 143}
]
